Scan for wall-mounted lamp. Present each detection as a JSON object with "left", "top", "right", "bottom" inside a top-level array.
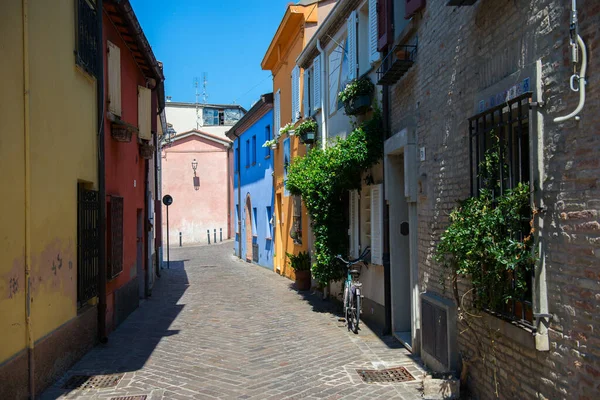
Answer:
[{"left": 192, "top": 159, "right": 200, "bottom": 190}]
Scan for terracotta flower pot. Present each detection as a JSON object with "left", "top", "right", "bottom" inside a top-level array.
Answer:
[{"left": 294, "top": 270, "right": 311, "bottom": 291}]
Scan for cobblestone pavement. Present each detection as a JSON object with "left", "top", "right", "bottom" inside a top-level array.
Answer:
[{"left": 42, "top": 242, "right": 426, "bottom": 400}]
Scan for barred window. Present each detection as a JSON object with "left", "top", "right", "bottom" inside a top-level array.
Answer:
[
  {"left": 75, "top": 0, "right": 99, "bottom": 77},
  {"left": 469, "top": 92, "right": 534, "bottom": 328}
]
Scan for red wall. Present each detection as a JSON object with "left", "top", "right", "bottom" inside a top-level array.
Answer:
[{"left": 103, "top": 13, "right": 152, "bottom": 333}]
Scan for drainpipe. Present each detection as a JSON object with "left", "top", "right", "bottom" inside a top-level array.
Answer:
[
  {"left": 154, "top": 129, "right": 161, "bottom": 278},
  {"left": 382, "top": 75, "right": 392, "bottom": 336},
  {"left": 316, "top": 39, "right": 327, "bottom": 149},
  {"left": 144, "top": 157, "right": 150, "bottom": 296},
  {"left": 22, "top": 1, "right": 35, "bottom": 397},
  {"left": 226, "top": 143, "right": 231, "bottom": 240},
  {"left": 96, "top": 0, "right": 108, "bottom": 344},
  {"left": 236, "top": 140, "right": 242, "bottom": 258}
]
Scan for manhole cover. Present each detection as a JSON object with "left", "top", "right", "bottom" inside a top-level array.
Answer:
[
  {"left": 110, "top": 396, "right": 147, "bottom": 400},
  {"left": 62, "top": 373, "right": 124, "bottom": 389},
  {"left": 356, "top": 366, "right": 415, "bottom": 384}
]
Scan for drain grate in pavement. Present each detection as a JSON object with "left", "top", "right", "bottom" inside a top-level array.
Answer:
[
  {"left": 62, "top": 373, "right": 124, "bottom": 389},
  {"left": 356, "top": 366, "right": 415, "bottom": 384},
  {"left": 110, "top": 396, "right": 147, "bottom": 400}
]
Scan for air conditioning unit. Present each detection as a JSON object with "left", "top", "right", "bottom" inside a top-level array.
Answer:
[{"left": 420, "top": 292, "right": 459, "bottom": 373}]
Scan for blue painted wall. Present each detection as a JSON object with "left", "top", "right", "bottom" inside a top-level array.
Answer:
[{"left": 233, "top": 110, "right": 274, "bottom": 269}]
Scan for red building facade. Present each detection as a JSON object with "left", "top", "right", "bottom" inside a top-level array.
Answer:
[{"left": 102, "top": 0, "right": 165, "bottom": 334}]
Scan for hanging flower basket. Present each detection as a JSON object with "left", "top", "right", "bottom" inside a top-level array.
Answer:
[
  {"left": 139, "top": 141, "right": 155, "bottom": 160},
  {"left": 339, "top": 77, "right": 375, "bottom": 116},
  {"left": 111, "top": 123, "right": 133, "bottom": 142},
  {"left": 296, "top": 119, "right": 318, "bottom": 145}
]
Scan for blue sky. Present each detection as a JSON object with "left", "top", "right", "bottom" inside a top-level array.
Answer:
[{"left": 131, "top": 0, "right": 293, "bottom": 110}]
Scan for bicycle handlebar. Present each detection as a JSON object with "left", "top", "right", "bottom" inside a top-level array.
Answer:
[{"left": 336, "top": 246, "right": 371, "bottom": 266}]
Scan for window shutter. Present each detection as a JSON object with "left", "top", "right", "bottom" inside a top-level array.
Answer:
[
  {"left": 274, "top": 90, "right": 281, "bottom": 131},
  {"left": 347, "top": 11, "right": 358, "bottom": 81},
  {"left": 349, "top": 191, "right": 360, "bottom": 258},
  {"left": 368, "top": 0, "right": 381, "bottom": 64},
  {"left": 405, "top": 0, "right": 426, "bottom": 19},
  {"left": 138, "top": 86, "right": 152, "bottom": 140},
  {"left": 292, "top": 66, "right": 300, "bottom": 122},
  {"left": 312, "top": 55, "right": 321, "bottom": 112},
  {"left": 377, "top": 0, "right": 393, "bottom": 51},
  {"left": 303, "top": 68, "right": 310, "bottom": 119},
  {"left": 370, "top": 184, "right": 383, "bottom": 265},
  {"left": 107, "top": 41, "right": 121, "bottom": 116}
]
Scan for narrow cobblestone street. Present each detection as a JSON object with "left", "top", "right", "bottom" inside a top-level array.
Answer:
[{"left": 42, "top": 242, "right": 425, "bottom": 399}]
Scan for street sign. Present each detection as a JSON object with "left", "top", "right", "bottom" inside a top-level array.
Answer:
[{"left": 162, "top": 194, "right": 173, "bottom": 206}]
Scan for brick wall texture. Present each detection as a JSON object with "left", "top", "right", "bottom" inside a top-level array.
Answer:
[{"left": 388, "top": 1, "right": 599, "bottom": 399}]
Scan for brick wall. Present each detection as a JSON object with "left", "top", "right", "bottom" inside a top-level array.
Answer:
[{"left": 387, "top": 0, "right": 599, "bottom": 398}]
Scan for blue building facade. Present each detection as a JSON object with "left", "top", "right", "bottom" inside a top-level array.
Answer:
[{"left": 227, "top": 94, "right": 274, "bottom": 269}]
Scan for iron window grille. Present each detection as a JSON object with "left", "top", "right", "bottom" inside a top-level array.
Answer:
[
  {"left": 75, "top": 0, "right": 99, "bottom": 77},
  {"left": 108, "top": 196, "right": 124, "bottom": 279},
  {"left": 77, "top": 185, "right": 100, "bottom": 306},
  {"left": 468, "top": 91, "right": 535, "bottom": 330}
]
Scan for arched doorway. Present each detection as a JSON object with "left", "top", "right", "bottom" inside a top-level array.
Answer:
[{"left": 245, "top": 194, "right": 253, "bottom": 262}]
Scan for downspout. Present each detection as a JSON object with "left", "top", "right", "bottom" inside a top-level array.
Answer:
[
  {"left": 236, "top": 138, "right": 242, "bottom": 258},
  {"left": 144, "top": 157, "right": 150, "bottom": 296},
  {"left": 226, "top": 144, "right": 231, "bottom": 240},
  {"left": 154, "top": 128, "right": 161, "bottom": 278},
  {"left": 316, "top": 39, "right": 327, "bottom": 149},
  {"left": 381, "top": 64, "right": 392, "bottom": 336},
  {"left": 22, "top": 1, "right": 35, "bottom": 397},
  {"left": 97, "top": 0, "right": 108, "bottom": 344}
]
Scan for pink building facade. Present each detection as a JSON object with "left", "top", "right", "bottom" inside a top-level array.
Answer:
[{"left": 161, "top": 130, "right": 231, "bottom": 246}]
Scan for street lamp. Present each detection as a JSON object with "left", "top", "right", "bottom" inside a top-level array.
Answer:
[{"left": 191, "top": 159, "right": 198, "bottom": 175}]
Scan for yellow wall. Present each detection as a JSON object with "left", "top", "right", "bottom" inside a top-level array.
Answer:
[
  {"left": 0, "top": 0, "right": 98, "bottom": 363},
  {"left": 272, "top": 24, "right": 309, "bottom": 279}
]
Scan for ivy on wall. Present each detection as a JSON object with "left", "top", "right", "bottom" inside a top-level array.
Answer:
[{"left": 286, "top": 111, "right": 384, "bottom": 284}]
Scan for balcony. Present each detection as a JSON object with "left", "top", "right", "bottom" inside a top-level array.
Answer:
[{"left": 376, "top": 44, "right": 417, "bottom": 86}]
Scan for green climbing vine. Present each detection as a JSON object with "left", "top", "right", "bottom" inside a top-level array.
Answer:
[{"left": 286, "top": 111, "right": 383, "bottom": 284}]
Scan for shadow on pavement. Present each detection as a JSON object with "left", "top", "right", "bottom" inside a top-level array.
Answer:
[{"left": 42, "top": 256, "right": 191, "bottom": 399}]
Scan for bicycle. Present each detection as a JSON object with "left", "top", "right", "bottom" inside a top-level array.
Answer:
[{"left": 336, "top": 247, "right": 370, "bottom": 334}]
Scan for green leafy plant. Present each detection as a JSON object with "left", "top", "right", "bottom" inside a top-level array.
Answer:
[
  {"left": 295, "top": 119, "right": 318, "bottom": 137},
  {"left": 279, "top": 122, "right": 294, "bottom": 135},
  {"left": 286, "top": 251, "right": 311, "bottom": 271},
  {"left": 434, "top": 135, "right": 537, "bottom": 312},
  {"left": 262, "top": 137, "right": 279, "bottom": 148},
  {"left": 339, "top": 77, "right": 375, "bottom": 115},
  {"left": 286, "top": 110, "right": 383, "bottom": 284}
]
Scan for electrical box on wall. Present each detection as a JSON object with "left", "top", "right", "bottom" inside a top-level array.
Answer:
[{"left": 419, "top": 147, "right": 426, "bottom": 162}]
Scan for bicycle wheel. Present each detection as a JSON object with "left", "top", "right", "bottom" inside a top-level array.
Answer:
[
  {"left": 343, "top": 284, "right": 351, "bottom": 331},
  {"left": 352, "top": 288, "right": 360, "bottom": 334}
]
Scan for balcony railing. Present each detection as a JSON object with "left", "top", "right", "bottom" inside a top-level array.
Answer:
[{"left": 376, "top": 44, "right": 417, "bottom": 86}]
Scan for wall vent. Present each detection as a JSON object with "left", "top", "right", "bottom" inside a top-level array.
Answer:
[{"left": 421, "top": 292, "right": 458, "bottom": 372}]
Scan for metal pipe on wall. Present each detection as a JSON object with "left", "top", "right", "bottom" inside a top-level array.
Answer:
[{"left": 22, "top": 1, "right": 35, "bottom": 397}]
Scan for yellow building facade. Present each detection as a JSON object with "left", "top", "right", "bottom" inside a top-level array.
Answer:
[
  {"left": 0, "top": 1, "right": 99, "bottom": 398},
  {"left": 261, "top": 1, "right": 335, "bottom": 280}
]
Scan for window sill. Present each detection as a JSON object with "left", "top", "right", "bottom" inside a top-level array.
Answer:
[
  {"left": 265, "top": 237, "right": 272, "bottom": 241},
  {"left": 482, "top": 311, "right": 536, "bottom": 351}
]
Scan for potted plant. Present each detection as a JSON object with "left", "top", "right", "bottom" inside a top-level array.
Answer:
[
  {"left": 139, "top": 140, "right": 155, "bottom": 159},
  {"left": 263, "top": 137, "right": 279, "bottom": 150},
  {"left": 280, "top": 122, "right": 295, "bottom": 136},
  {"left": 339, "top": 77, "right": 375, "bottom": 116},
  {"left": 296, "top": 119, "right": 318, "bottom": 145},
  {"left": 286, "top": 251, "right": 312, "bottom": 291}
]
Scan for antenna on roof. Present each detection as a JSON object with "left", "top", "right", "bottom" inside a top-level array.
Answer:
[
  {"left": 194, "top": 77, "right": 200, "bottom": 129},
  {"left": 202, "top": 73, "right": 208, "bottom": 104}
]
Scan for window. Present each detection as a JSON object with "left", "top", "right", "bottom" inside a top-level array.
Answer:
[
  {"left": 312, "top": 56, "right": 322, "bottom": 112},
  {"left": 266, "top": 206, "right": 273, "bottom": 239},
  {"left": 274, "top": 90, "right": 281, "bottom": 130},
  {"left": 235, "top": 146, "right": 239, "bottom": 172},
  {"left": 252, "top": 207, "right": 258, "bottom": 236},
  {"left": 469, "top": 92, "right": 534, "bottom": 327},
  {"left": 292, "top": 66, "right": 301, "bottom": 121},
  {"left": 252, "top": 135, "right": 256, "bottom": 165},
  {"left": 75, "top": 0, "right": 99, "bottom": 77},
  {"left": 358, "top": 5, "right": 370, "bottom": 75},
  {"left": 203, "top": 108, "right": 220, "bottom": 126},
  {"left": 283, "top": 138, "right": 290, "bottom": 196},
  {"left": 235, "top": 204, "right": 240, "bottom": 233},
  {"left": 77, "top": 184, "right": 100, "bottom": 305},
  {"left": 138, "top": 86, "right": 152, "bottom": 140},
  {"left": 107, "top": 40, "right": 121, "bottom": 116},
  {"left": 245, "top": 139, "right": 250, "bottom": 167},
  {"left": 328, "top": 34, "right": 349, "bottom": 115},
  {"left": 203, "top": 108, "right": 242, "bottom": 126},
  {"left": 265, "top": 125, "right": 271, "bottom": 157},
  {"left": 370, "top": 184, "right": 383, "bottom": 265},
  {"left": 291, "top": 196, "right": 302, "bottom": 245},
  {"left": 303, "top": 68, "right": 312, "bottom": 119}
]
